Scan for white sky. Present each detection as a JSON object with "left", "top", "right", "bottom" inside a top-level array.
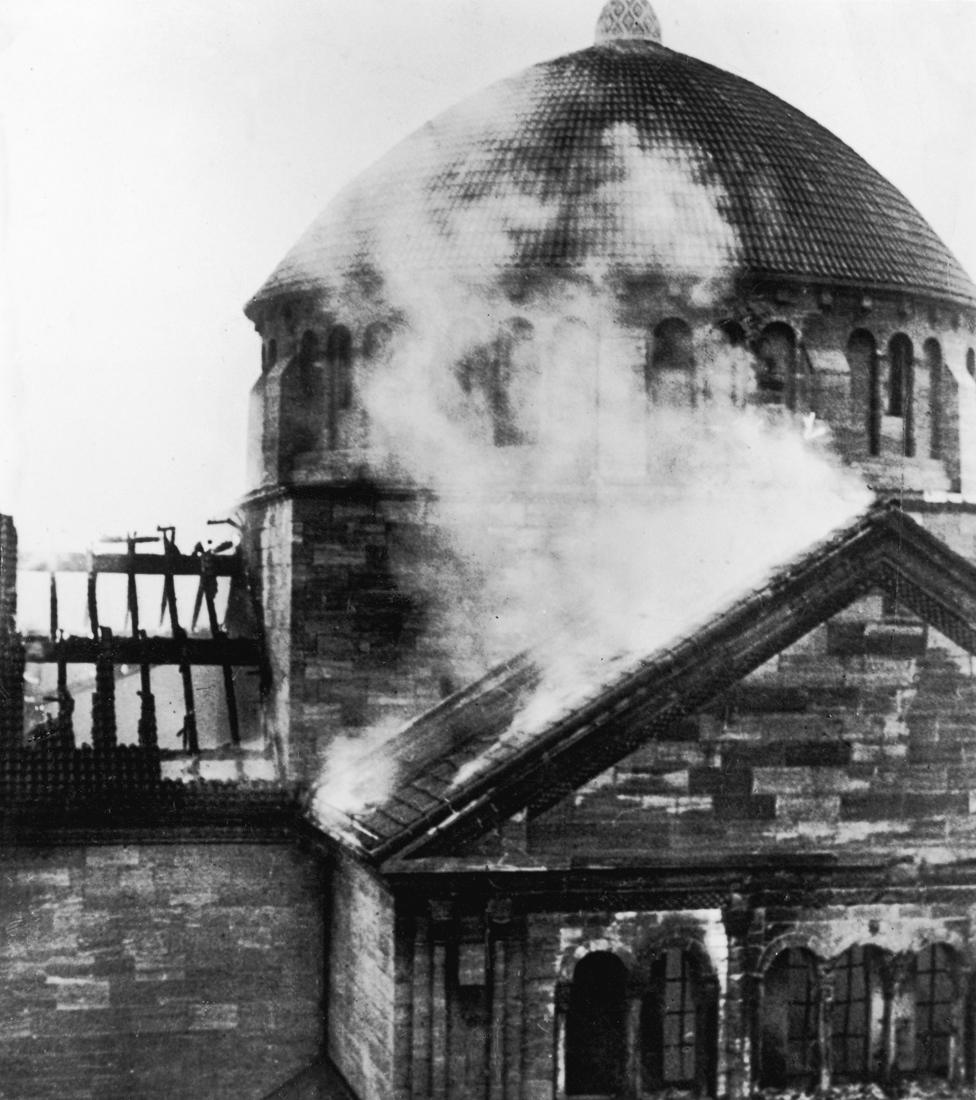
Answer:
[{"left": 1, "top": 0, "right": 974, "bottom": 556}]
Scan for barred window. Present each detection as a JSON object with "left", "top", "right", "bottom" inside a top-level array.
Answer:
[
  {"left": 760, "top": 948, "right": 819, "bottom": 1089},
  {"left": 915, "top": 944, "right": 955, "bottom": 1077},
  {"left": 831, "top": 945, "right": 884, "bottom": 1082}
]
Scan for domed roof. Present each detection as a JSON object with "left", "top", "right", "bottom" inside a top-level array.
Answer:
[{"left": 247, "top": 22, "right": 976, "bottom": 318}]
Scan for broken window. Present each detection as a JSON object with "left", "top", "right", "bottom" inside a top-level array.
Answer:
[
  {"left": 760, "top": 948, "right": 819, "bottom": 1089},
  {"left": 831, "top": 945, "right": 885, "bottom": 1083},
  {"left": 915, "top": 944, "right": 955, "bottom": 1078},
  {"left": 565, "top": 952, "right": 628, "bottom": 1096}
]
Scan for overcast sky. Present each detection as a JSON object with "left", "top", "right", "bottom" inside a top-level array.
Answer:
[{"left": 1, "top": 0, "right": 974, "bottom": 555}]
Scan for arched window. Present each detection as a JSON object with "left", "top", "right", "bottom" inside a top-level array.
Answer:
[
  {"left": 831, "top": 945, "right": 885, "bottom": 1083},
  {"left": 646, "top": 318, "right": 695, "bottom": 405},
  {"left": 641, "top": 947, "right": 717, "bottom": 1095},
  {"left": 848, "top": 330, "right": 880, "bottom": 456},
  {"left": 925, "top": 338, "right": 944, "bottom": 460},
  {"left": 491, "top": 318, "right": 536, "bottom": 446},
  {"left": 326, "top": 325, "right": 352, "bottom": 449},
  {"left": 363, "top": 321, "right": 392, "bottom": 363},
  {"left": 277, "top": 330, "right": 322, "bottom": 474},
  {"left": 914, "top": 944, "right": 955, "bottom": 1078},
  {"left": 755, "top": 322, "right": 798, "bottom": 407},
  {"left": 565, "top": 952, "right": 627, "bottom": 1096},
  {"left": 652, "top": 317, "right": 695, "bottom": 372},
  {"left": 968, "top": 348, "right": 976, "bottom": 380},
  {"left": 760, "top": 948, "right": 819, "bottom": 1090},
  {"left": 888, "top": 334, "right": 915, "bottom": 456},
  {"left": 716, "top": 319, "right": 746, "bottom": 348}
]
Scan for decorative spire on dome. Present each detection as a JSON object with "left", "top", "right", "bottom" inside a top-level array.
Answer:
[{"left": 595, "top": 0, "right": 662, "bottom": 45}]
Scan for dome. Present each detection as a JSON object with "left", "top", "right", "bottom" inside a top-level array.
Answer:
[{"left": 246, "top": 27, "right": 976, "bottom": 318}]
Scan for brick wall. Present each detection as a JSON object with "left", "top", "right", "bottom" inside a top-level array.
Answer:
[
  {"left": 327, "top": 851, "right": 395, "bottom": 1100},
  {"left": 0, "top": 843, "right": 324, "bottom": 1099}
]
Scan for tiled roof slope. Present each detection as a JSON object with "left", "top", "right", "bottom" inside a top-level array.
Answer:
[
  {"left": 310, "top": 504, "right": 976, "bottom": 863},
  {"left": 248, "top": 42, "right": 976, "bottom": 315}
]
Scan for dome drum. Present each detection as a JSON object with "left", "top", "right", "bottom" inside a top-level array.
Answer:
[{"left": 246, "top": 282, "right": 973, "bottom": 501}]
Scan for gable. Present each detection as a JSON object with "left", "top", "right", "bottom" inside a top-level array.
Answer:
[
  {"left": 308, "top": 504, "right": 976, "bottom": 867},
  {"left": 477, "top": 596, "right": 976, "bottom": 865}
]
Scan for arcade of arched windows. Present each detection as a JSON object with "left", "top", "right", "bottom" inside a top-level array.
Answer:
[
  {"left": 845, "top": 327, "right": 960, "bottom": 466},
  {"left": 556, "top": 939, "right": 970, "bottom": 1098},
  {"left": 260, "top": 314, "right": 965, "bottom": 477}
]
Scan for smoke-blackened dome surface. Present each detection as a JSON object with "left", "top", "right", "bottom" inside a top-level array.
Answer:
[{"left": 248, "top": 41, "right": 976, "bottom": 314}]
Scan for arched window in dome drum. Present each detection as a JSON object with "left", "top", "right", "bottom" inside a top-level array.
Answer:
[
  {"left": 717, "top": 320, "right": 746, "bottom": 348},
  {"left": 759, "top": 948, "right": 819, "bottom": 1091},
  {"left": 967, "top": 348, "right": 976, "bottom": 380},
  {"left": 564, "top": 952, "right": 628, "bottom": 1096},
  {"left": 925, "top": 338, "right": 944, "bottom": 460},
  {"left": 326, "top": 325, "right": 353, "bottom": 450},
  {"left": 363, "top": 321, "right": 393, "bottom": 363},
  {"left": 278, "top": 330, "right": 322, "bottom": 475},
  {"left": 888, "top": 334, "right": 915, "bottom": 457},
  {"left": 830, "top": 945, "right": 885, "bottom": 1083},
  {"left": 755, "top": 323, "right": 797, "bottom": 408},
  {"left": 491, "top": 318, "right": 537, "bottom": 447},
  {"left": 647, "top": 318, "right": 695, "bottom": 405},
  {"left": 847, "top": 330, "right": 880, "bottom": 457},
  {"left": 913, "top": 944, "right": 956, "bottom": 1078}
]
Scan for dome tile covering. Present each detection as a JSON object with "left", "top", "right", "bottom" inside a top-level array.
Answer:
[{"left": 248, "top": 41, "right": 976, "bottom": 316}]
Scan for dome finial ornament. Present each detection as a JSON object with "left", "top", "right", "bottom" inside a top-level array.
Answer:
[{"left": 595, "top": 0, "right": 662, "bottom": 45}]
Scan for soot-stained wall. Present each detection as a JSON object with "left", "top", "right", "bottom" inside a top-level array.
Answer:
[{"left": 0, "top": 843, "right": 324, "bottom": 1099}]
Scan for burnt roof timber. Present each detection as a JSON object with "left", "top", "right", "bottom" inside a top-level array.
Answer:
[
  {"left": 365, "top": 504, "right": 976, "bottom": 866},
  {"left": 23, "top": 635, "right": 262, "bottom": 666}
]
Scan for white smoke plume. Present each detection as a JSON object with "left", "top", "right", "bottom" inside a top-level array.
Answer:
[{"left": 310, "top": 107, "right": 872, "bottom": 829}]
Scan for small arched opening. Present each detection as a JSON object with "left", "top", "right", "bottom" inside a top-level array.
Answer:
[
  {"left": 277, "top": 330, "right": 322, "bottom": 474},
  {"left": 325, "top": 325, "right": 353, "bottom": 450},
  {"left": 755, "top": 322, "right": 798, "bottom": 407},
  {"left": 847, "top": 329, "right": 880, "bottom": 456},
  {"left": 646, "top": 317, "right": 695, "bottom": 405},
  {"left": 924, "top": 338, "right": 944, "bottom": 460},
  {"left": 888, "top": 333, "right": 915, "bottom": 456},
  {"left": 491, "top": 318, "right": 536, "bottom": 446}
]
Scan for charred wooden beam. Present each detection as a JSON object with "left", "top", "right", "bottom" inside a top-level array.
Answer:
[
  {"left": 23, "top": 552, "right": 241, "bottom": 576},
  {"left": 23, "top": 635, "right": 262, "bottom": 666}
]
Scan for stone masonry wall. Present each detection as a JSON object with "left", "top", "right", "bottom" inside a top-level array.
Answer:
[
  {"left": 0, "top": 842, "right": 324, "bottom": 1099},
  {"left": 327, "top": 850, "right": 396, "bottom": 1100},
  {"left": 527, "top": 592, "right": 976, "bottom": 863}
]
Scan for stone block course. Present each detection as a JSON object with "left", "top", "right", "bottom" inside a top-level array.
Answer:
[{"left": 0, "top": 843, "right": 324, "bottom": 1099}]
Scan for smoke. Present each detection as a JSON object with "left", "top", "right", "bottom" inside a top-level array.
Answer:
[{"left": 308, "top": 101, "right": 872, "bottom": 829}]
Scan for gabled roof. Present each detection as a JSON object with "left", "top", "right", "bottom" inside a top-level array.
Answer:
[{"left": 308, "top": 503, "right": 976, "bottom": 865}]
